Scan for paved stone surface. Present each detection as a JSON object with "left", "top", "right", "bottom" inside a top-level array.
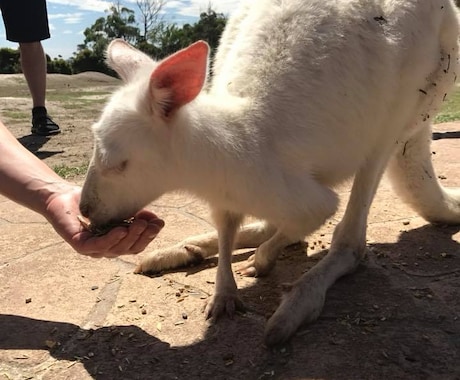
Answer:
[{"left": 0, "top": 123, "right": 459, "bottom": 380}]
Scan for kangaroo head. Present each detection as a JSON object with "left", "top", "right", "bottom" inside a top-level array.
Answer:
[{"left": 80, "top": 39, "right": 209, "bottom": 227}]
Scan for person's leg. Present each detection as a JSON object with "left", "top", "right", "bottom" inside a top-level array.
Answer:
[
  {"left": 19, "top": 42, "right": 46, "bottom": 108},
  {"left": 19, "top": 41, "right": 60, "bottom": 135},
  {"left": 1, "top": 0, "right": 60, "bottom": 135}
]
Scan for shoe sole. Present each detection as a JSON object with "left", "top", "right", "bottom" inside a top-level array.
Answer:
[{"left": 31, "top": 129, "right": 61, "bottom": 136}]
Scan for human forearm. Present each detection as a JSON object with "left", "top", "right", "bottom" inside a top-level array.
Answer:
[
  {"left": 0, "top": 120, "right": 68, "bottom": 216},
  {"left": 0, "top": 120, "right": 164, "bottom": 257}
]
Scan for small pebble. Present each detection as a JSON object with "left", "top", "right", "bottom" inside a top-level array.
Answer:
[{"left": 25, "top": 298, "right": 32, "bottom": 304}]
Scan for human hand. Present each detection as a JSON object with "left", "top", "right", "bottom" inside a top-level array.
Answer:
[{"left": 44, "top": 184, "right": 164, "bottom": 258}]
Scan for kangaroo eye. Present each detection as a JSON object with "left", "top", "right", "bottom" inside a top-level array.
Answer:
[
  {"left": 104, "top": 159, "right": 128, "bottom": 174},
  {"left": 116, "top": 160, "right": 128, "bottom": 172}
]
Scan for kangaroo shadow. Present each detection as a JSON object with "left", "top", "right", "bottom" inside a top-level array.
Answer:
[
  {"left": 369, "top": 223, "right": 459, "bottom": 264},
  {"left": 0, "top": 312, "right": 270, "bottom": 380},
  {"left": 17, "top": 134, "right": 64, "bottom": 159},
  {"left": 0, "top": 224, "right": 458, "bottom": 379}
]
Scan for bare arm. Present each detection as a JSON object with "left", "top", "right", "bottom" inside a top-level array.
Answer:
[{"left": 0, "top": 120, "right": 164, "bottom": 257}]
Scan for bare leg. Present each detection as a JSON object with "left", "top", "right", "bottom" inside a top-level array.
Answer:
[
  {"left": 19, "top": 41, "right": 60, "bottom": 135},
  {"left": 19, "top": 42, "right": 47, "bottom": 108}
]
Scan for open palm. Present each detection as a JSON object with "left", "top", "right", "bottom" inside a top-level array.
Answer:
[{"left": 44, "top": 184, "right": 164, "bottom": 258}]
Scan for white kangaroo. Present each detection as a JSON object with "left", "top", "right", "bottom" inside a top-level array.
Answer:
[{"left": 80, "top": 0, "right": 460, "bottom": 346}]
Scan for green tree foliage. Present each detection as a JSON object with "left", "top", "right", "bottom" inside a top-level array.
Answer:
[
  {"left": 146, "top": 8, "right": 227, "bottom": 60},
  {"left": 73, "top": 5, "right": 227, "bottom": 75},
  {"left": 47, "top": 55, "right": 73, "bottom": 74},
  {"left": 0, "top": 49, "right": 71, "bottom": 74},
  {"left": 70, "top": 49, "right": 112, "bottom": 74},
  {"left": 0, "top": 4, "right": 227, "bottom": 75},
  {"left": 187, "top": 9, "right": 227, "bottom": 53},
  {"left": 0, "top": 48, "right": 20, "bottom": 74},
  {"left": 146, "top": 23, "right": 189, "bottom": 58},
  {"left": 72, "top": 4, "right": 140, "bottom": 74}
]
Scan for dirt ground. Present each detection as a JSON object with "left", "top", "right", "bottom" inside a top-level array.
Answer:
[
  {"left": 0, "top": 73, "right": 459, "bottom": 380},
  {"left": 0, "top": 72, "right": 121, "bottom": 170}
]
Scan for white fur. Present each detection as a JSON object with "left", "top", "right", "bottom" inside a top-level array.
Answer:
[{"left": 80, "top": 0, "right": 460, "bottom": 346}]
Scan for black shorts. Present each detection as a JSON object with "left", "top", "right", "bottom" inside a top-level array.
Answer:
[{"left": 0, "top": 0, "right": 50, "bottom": 43}]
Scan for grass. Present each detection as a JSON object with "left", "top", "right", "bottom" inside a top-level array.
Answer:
[
  {"left": 47, "top": 91, "right": 112, "bottom": 109},
  {"left": 53, "top": 163, "right": 89, "bottom": 179},
  {"left": 2, "top": 109, "right": 29, "bottom": 121},
  {"left": 47, "top": 90, "right": 112, "bottom": 100},
  {"left": 435, "top": 86, "right": 460, "bottom": 123}
]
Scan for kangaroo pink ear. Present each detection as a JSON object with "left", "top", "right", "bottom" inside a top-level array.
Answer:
[{"left": 149, "top": 41, "right": 209, "bottom": 116}]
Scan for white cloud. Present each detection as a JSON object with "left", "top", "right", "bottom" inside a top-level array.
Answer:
[
  {"left": 65, "top": 16, "right": 84, "bottom": 24},
  {"left": 48, "top": 0, "right": 111, "bottom": 12},
  {"left": 48, "top": 0, "right": 241, "bottom": 19},
  {"left": 48, "top": 12, "right": 84, "bottom": 24},
  {"left": 164, "top": 0, "right": 240, "bottom": 17}
]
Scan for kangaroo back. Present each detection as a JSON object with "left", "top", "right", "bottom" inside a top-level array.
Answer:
[{"left": 209, "top": 0, "right": 459, "bottom": 186}]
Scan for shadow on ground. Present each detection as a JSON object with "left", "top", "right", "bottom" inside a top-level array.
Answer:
[
  {"left": 1, "top": 224, "right": 458, "bottom": 380},
  {"left": 17, "top": 134, "right": 64, "bottom": 159},
  {"left": 432, "top": 130, "right": 460, "bottom": 140}
]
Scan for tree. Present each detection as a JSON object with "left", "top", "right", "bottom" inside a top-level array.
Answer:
[
  {"left": 47, "top": 55, "right": 72, "bottom": 74},
  {"left": 188, "top": 8, "right": 227, "bottom": 53},
  {"left": 146, "top": 8, "right": 227, "bottom": 60},
  {"left": 150, "top": 23, "right": 190, "bottom": 58},
  {"left": 70, "top": 3, "right": 227, "bottom": 74},
  {"left": 80, "top": 3, "right": 140, "bottom": 52},
  {"left": 105, "top": 3, "right": 140, "bottom": 43},
  {"left": 73, "top": 3, "right": 140, "bottom": 74},
  {"left": 71, "top": 49, "right": 111, "bottom": 74},
  {"left": 136, "top": 0, "right": 166, "bottom": 42},
  {"left": 0, "top": 48, "right": 20, "bottom": 74}
]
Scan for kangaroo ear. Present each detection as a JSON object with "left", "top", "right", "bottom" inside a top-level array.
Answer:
[
  {"left": 106, "top": 39, "right": 155, "bottom": 82},
  {"left": 149, "top": 41, "right": 209, "bottom": 116}
]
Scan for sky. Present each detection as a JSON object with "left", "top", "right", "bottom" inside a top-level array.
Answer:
[{"left": 0, "top": 0, "right": 240, "bottom": 59}]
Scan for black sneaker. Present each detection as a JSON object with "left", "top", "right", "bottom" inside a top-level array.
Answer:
[{"left": 31, "top": 107, "right": 61, "bottom": 136}]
